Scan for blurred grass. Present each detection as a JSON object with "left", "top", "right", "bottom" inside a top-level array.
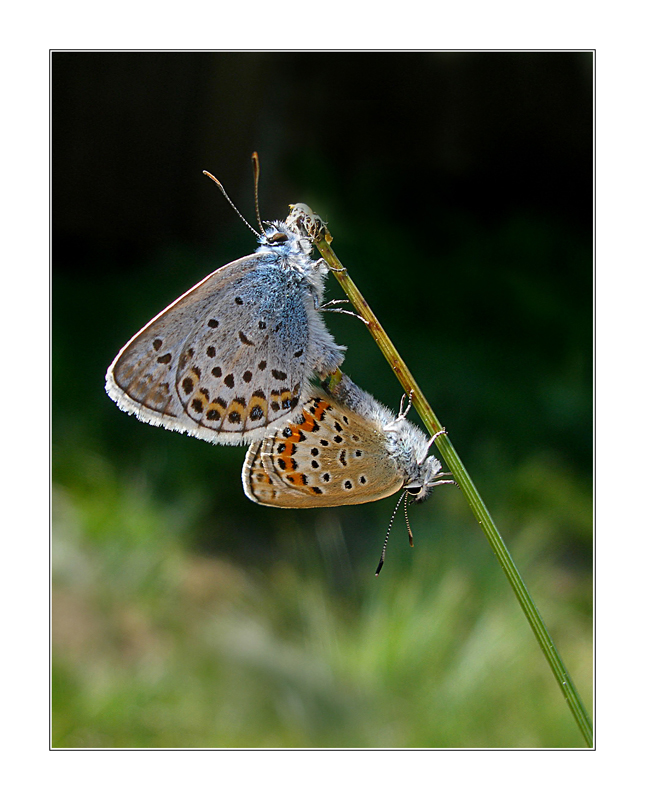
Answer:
[{"left": 52, "top": 441, "right": 591, "bottom": 748}]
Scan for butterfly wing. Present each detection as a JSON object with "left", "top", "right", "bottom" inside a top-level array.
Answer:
[
  {"left": 106, "top": 253, "right": 314, "bottom": 444},
  {"left": 242, "top": 393, "right": 405, "bottom": 507}
]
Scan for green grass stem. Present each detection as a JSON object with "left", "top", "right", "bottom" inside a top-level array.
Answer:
[{"left": 312, "top": 223, "right": 593, "bottom": 748}]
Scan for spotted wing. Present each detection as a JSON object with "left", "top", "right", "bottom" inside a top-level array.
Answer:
[
  {"left": 106, "top": 253, "right": 313, "bottom": 444},
  {"left": 242, "top": 393, "right": 405, "bottom": 507}
]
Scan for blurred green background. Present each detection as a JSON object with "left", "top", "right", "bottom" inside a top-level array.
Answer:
[{"left": 52, "top": 52, "right": 592, "bottom": 748}]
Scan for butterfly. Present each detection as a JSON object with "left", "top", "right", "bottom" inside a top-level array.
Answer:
[
  {"left": 105, "top": 201, "right": 345, "bottom": 445},
  {"left": 243, "top": 373, "right": 455, "bottom": 507}
]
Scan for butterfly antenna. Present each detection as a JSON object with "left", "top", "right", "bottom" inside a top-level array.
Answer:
[
  {"left": 202, "top": 170, "right": 261, "bottom": 238},
  {"left": 404, "top": 491, "right": 414, "bottom": 548},
  {"left": 376, "top": 490, "right": 406, "bottom": 576},
  {"left": 251, "top": 151, "right": 267, "bottom": 237}
]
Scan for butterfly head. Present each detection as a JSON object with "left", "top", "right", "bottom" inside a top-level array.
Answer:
[
  {"left": 403, "top": 454, "right": 445, "bottom": 504},
  {"left": 383, "top": 413, "right": 448, "bottom": 504},
  {"left": 257, "top": 204, "right": 329, "bottom": 300},
  {"left": 257, "top": 218, "right": 314, "bottom": 257}
]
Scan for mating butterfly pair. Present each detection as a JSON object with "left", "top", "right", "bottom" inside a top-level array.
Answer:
[{"left": 106, "top": 199, "right": 453, "bottom": 509}]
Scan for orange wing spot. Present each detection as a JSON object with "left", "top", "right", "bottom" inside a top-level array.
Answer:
[
  {"left": 288, "top": 472, "right": 308, "bottom": 487},
  {"left": 225, "top": 399, "right": 247, "bottom": 425},
  {"left": 248, "top": 395, "right": 268, "bottom": 422},
  {"left": 298, "top": 400, "right": 331, "bottom": 431},
  {"left": 204, "top": 397, "right": 227, "bottom": 421},
  {"left": 193, "top": 387, "right": 210, "bottom": 409},
  {"left": 282, "top": 428, "right": 305, "bottom": 443},
  {"left": 299, "top": 410, "right": 317, "bottom": 432},
  {"left": 281, "top": 389, "right": 293, "bottom": 407},
  {"left": 313, "top": 401, "right": 331, "bottom": 420},
  {"left": 270, "top": 388, "right": 294, "bottom": 411}
]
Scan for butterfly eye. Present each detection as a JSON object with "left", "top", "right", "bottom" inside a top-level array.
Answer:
[
  {"left": 267, "top": 232, "right": 289, "bottom": 244},
  {"left": 406, "top": 486, "right": 422, "bottom": 495}
]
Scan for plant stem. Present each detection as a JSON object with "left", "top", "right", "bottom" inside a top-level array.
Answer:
[{"left": 314, "top": 231, "right": 593, "bottom": 748}]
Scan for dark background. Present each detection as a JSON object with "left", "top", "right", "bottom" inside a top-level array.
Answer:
[{"left": 52, "top": 51, "right": 592, "bottom": 748}]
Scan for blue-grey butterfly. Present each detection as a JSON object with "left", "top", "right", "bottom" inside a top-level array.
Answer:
[{"left": 105, "top": 164, "right": 345, "bottom": 445}]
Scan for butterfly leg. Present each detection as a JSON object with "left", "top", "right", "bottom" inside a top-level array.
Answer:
[
  {"left": 315, "top": 257, "right": 346, "bottom": 275},
  {"left": 397, "top": 390, "right": 414, "bottom": 420},
  {"left": 320, "top": 298, "right": 350, "bottom": 307},
  {"left": 427, "top": 478, "right": 459, "bottom": 489},
  {"left": 320, "top": 306, "right": 369, "bottom": 325},
  {"left": 420, "top": 428, "right": 448, "bottom": 462}
]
